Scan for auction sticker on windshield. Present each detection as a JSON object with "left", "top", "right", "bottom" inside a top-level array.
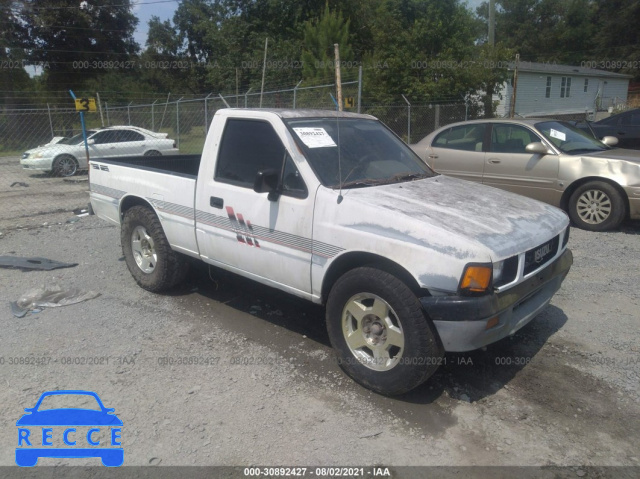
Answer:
[
  {"left": 549, "top": 128, "right": 566, "bottom": 141},
  {"left": 293, "top": 127, "right": 337, "bottom": 148}
]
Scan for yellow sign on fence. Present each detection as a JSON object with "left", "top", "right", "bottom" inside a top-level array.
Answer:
[
  {"left": 74, "top": 98, "right": 97, "bottom": 112},
  {"left": 344, "top": 97, "right": 355, "bottom": 108}
]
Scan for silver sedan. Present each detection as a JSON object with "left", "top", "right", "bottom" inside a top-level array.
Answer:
[{"left": 410, "top": 119, "right": 640, "bottom": 231}]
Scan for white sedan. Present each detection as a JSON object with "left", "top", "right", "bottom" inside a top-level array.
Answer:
[{"left": 21, "top": 126, "right": 179, "bottom": 177}]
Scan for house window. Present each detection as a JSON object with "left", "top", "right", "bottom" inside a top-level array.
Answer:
[
  {"left": 561, "top": 77, "right": 571, "bottom": 98},
  {"left": 584, "top": 78, "right": 588, "bottom": 92},
  {"left": 545, "top": 77, "right": 551, "bottom": 98}
]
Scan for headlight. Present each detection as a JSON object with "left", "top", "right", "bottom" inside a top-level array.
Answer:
[{"left": 493, "top": 256, "right": 519, "bottom": 287}]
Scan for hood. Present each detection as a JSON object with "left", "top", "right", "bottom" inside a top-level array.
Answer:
[
  {"left": 337, "top": 175, "right": 569, "bottom": 260},
  {"left": 25, "top": 144, "right": 74, "bottom": 156},
  {"left": 582, "top": 148, "right": 640, "bottom": 164}
]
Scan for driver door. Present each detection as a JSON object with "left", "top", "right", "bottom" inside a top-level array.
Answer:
[
  {"left": 482, "top": 123, "right": 559, "bottom": 202},
  {"left": 195, "top": 118, "right": 314, "bottom": 295}
]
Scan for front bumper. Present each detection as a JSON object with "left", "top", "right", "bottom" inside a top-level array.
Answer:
[
  {"left": 421, "top": 248, "right": 573, "bottom": 352},
  {"left": 20, "top": 157, "right": 54, "bottom": 171}
]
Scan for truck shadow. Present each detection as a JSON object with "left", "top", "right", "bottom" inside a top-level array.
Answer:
[
  {"left": 399, "top": 305, "right": 569, "bottom": 404},
  {"left": 178, "top": 262, "right": 569, "bottom": 404}
]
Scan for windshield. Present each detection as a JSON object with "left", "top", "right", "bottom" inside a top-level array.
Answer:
[
  {"left": 285, "top": 118, "right": 434, "bottom": 188},
  {"left": 59, "top": 131, "right": 97, "bottom": 145},
  {"left": 535, "top": 121, "right": 610, "bottom": 155}
]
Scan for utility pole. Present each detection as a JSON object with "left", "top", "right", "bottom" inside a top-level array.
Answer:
[
  {"left": 485, "top": 0, "right": 496, "bottom": 118},
  {"left": 489, "top": 0, "right": 495, "bottom": 46},
  {"left": 509, "top": 53, "right": 520, "bottom": 118},
  {"left": 334, "top": 43, "right": 343, "bottom": 112},
  {"left": 259, "top": 38, "right": 268, "bottom": 108}
]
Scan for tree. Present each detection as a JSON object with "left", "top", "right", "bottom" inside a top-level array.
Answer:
[
  {"left": 0, "top": 0, "right": 33, "bottom": 108},
  {"left": 301, "top": 4, "right": 354, "bottom": 84},
  {"left": 18, "top": 0, "right": 139, "bottom": 91}
]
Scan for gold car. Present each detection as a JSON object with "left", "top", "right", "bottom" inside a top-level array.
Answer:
[{"left": 411, "top": 119, "right": 640, "bottom": 231}]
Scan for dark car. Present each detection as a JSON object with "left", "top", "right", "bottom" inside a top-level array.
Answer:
[{"left": 575, "top": 108, "right": 640, "bottom": 150}]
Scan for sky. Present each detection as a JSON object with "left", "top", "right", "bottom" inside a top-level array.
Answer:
[{"left": 132, "top": 0, "right": 486, "bottom": 47}]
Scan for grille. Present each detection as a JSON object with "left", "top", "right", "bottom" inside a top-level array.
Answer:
[{"left": 524, "top": 235, "right": 559, "bottom": 276}]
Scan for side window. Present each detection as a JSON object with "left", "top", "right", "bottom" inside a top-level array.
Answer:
[
  {"left": 282, "top": 156, "right": 308, "bottom": 198},
  {"left": 491, "top": 125, "right": 541, "bottom": 153},
  {"left": 215, "top": 119, "right": 287, "bottom": 188},
  {"left": 91, "top": 131, "right": 118, "bottom": 144},
  {"left": 119, "top": 130, "right": 145, "bottom": 142},
  {"left": 621, "top": 112, "right": 640, "bottom": 126},
  {"left": 432, "top": 124, "right": 485, "bottom": 152}
]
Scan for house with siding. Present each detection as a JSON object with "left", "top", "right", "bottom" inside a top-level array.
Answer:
[{"left": 494, "top": 62, "right": 632, "bottom": 118}]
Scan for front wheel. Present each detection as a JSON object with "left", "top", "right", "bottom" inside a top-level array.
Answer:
[
  {"left": 121, "top": 206, "right": 189, "bottom": 292},
  {"left": 326, "top": 267, "right": 443, "bottom": 396},
  {"left": 568, "top": 181, "right": 625, "bottom": 231},
  {"left": 144, "top": 150, "right": 162, "bottom": 156},
  {"left": 53, "top": 155, "right": 78, "bottom": 177}
]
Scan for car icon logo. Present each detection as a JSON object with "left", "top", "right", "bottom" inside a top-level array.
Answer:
[{"left": 16, "top": 390, "right": 123, "bottom": 467}]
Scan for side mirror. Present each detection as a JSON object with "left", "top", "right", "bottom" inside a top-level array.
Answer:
[
  {"left": 253, "top": 169, "right": 280, "bottom": 201},
  {"left": 87, "top": 139, "right": 95, "bottom": 145},
  {"left": 601, "top": 136, "right": 618, "bottom": 146},
  {"left": 525, "top": 142, "right": 550, "bottom": 155}
]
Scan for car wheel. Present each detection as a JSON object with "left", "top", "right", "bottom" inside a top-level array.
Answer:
[
  {"left": 53, "top": 155, "right": 78, "bottom": 177},
  {"left": 568, "top": 181, "right": 625, "bottom": 231},
  {"left": 121, "top": 206, "right": 189, "bottom": 292},
  {"left": 144, "top": 150, "right": 162, "bottom": 156},
  {"left": 326, "top": 267, "right": 443, "bottom": 396}
]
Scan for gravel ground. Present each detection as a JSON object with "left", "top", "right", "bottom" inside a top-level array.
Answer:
[
  {"left": 0, "top": 156, "right": 89, "bottom": 232},
  {"left": 0, "top": 211, "right": 639, "bottom": 477}
]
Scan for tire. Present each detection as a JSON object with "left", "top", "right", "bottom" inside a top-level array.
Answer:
[
  {"left": 568, "top": 181, "right": 625, "bottom": 231},
  {"left": 53, "top": 155, "right": 78, "bottom": 177},
  {"left": 326, "top": 267, "right": 443, "bottom": 396},
  {"left": 121, "top": 206, "right": 189, "bottom": 292},
  {"left": 144, "top": 150, "right": 162, "bottom": 156}
]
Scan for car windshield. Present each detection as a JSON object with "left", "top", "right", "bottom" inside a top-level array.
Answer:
[
  {"left": 285, "top": 118, "right": 434, "bottom": 188},
  {"left": 37, "top": 394, "right": 102, "bottom": 411},
  {"left": 59, "top": 131, "right": 97, "bottom": 145},
  {"left": 535, "top": 121, "right": 610, "bottom": 155}
]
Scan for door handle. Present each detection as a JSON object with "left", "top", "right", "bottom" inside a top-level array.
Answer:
[
  {"left": 428, "top": 154, "right": 438, "bottom": 159},
  {"left": 210, "top": 196, "right": 224, "bottom": 209},
  {"left": 488, "top": 159, "right": 501, "bottom": 164},
  {"left": 617, "top": 131, "right": 626, "bottom": 135}
]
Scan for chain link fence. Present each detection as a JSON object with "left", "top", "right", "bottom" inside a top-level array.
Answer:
[{"left": 0, "top": 78, "right": 595, "bottom": 231}]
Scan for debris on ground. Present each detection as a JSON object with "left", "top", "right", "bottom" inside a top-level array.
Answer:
[
  {"left": 10, "top": 182, "right": 29, "bottom": 188},
  {"left": 73, "top": 208, "right": 89, "bottom": 217},
  {"left": 10, "top": 284, "right": 101, "bottom": 318},
  {"left": 0, "top": 256, "right": 78, "bottom": 271}
]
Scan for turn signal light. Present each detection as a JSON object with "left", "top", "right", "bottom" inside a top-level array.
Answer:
[{"left": 459, "top": 264, "right": 492, "bottom": 294}]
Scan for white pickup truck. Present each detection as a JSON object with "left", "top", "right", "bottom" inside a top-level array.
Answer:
[{"left": 90, "top": 109, "right": 573, "bottom": 395}]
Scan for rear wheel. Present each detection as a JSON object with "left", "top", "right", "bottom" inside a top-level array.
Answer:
[
  {"left": 144, "top": 150, "right": 162, "bottom": 156},
  {"left": 121, "top": 206, "right": 189, "bottom": 292},
  {"left": 53, "top": 155, "right": 78, "bottom": 177},
  {"left": 568, "top": 181, "right": 625, "bottom": 231},
  {"left": 326, "top": 267, "right": 443, "bottom": 396}
]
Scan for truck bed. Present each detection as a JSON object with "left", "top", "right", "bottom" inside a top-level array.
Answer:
[
  {"left": 89, "top": 154, "right": 200, "bottom": 258},
  {"left": 92, "top": 154, "right": 201, "bottom": 178}
]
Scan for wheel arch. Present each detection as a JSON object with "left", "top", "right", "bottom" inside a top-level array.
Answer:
[
  {"left": 561, "top": 176, "right": 630, "bottom": 218},
  {"left": 119, "top": 195, "right": 158, "bottom": 223},
  {"left": 320, "top": 251, "right": 425, "bottom": 305}
]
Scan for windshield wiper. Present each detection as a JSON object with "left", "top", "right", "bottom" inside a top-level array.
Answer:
[
  {"left": 337, "top": 172, "right": 430, "bottom": 189},
  {"left": 566, "top": 148, "right": 607, "bottom": 155}
]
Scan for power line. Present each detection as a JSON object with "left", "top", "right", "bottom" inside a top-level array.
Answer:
[{"left": 11, "top": 0, "right": 179, "bottom": 11}]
